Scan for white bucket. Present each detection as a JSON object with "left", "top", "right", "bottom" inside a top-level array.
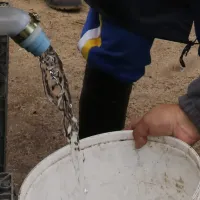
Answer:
[{"left": 19, "top": 130, "right": 200, "bottom": 200}]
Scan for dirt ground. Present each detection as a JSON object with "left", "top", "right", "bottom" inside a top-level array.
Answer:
[{"left": 6, "top": 0, "right": 200, "bottom": 192}]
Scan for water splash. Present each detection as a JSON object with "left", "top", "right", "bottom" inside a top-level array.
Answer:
[{"left": 39, "top": 46, "right": 86, "bottom": 200}]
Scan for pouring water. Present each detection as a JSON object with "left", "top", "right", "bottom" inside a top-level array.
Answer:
[{"left": 39, "top": 46, "right": 86, "bottom": 200}]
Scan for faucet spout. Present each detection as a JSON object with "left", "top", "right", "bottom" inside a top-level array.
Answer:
[{"left": 0, "top": 4, "right": 50, "bottom": 56}]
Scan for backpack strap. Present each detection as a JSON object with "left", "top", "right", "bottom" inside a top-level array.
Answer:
[{"left": 179, "top": 38, "right": 199, "bottom": 70}]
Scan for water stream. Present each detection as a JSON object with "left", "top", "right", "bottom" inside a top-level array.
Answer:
[{"left": 39, "top": 46, "right": 86, "bottom": 200}]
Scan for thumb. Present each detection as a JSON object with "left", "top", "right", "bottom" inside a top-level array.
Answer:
[
  {"left": 129, "top": 116, "right": 150, "bottom": 149},
  {"left": 133, "top": 120, "right": 149, "bottom": 149}
]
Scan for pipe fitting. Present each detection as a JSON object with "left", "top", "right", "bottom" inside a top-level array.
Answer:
[
  {"left": 12, "top": 12, "right": 40, "bottom": 44},
  {"left": 0, "top": 5, "right": 50, "bottom": 56}
]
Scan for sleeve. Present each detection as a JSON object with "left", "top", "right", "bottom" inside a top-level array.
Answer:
[
  {"left": 178, "top": 20, "right": 200, "bottom": 132},
  {"left": 179, "top": 77, "right": 200, "bottom": 132}
]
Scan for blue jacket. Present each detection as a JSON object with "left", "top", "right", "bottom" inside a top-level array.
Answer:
[
  {"left": 84, "top": 0, "right": 198, "bottom": 43},
  {"left": 78, "top": 8, "right": 200, "bottom": 82}
]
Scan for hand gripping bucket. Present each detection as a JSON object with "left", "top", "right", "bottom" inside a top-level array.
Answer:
[{"left": 18, "top": 130, "right": 200, "bottom": 200}]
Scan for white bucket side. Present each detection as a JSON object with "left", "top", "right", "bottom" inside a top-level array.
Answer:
[
  {"left": 18, "top": 130, "right": 200, "bottom": 200},
  {"left": 81, "top": 131, "right": 200, "bottom": 199}
]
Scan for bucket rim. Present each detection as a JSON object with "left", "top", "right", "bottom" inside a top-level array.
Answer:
[{"left": 18, "top": 130, "right": 200, "bottom": 200}]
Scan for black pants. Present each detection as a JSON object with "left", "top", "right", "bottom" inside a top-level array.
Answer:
[{"left": 79, "top": 66, "right": 132, "bottom": 139}]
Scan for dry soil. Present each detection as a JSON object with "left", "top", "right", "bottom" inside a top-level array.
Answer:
[{"left": 6, "top": 0, "right": 200, "bottom": 192}]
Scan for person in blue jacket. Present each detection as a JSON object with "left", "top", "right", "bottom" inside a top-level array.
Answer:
[{"left": 78, "top": 1, "right": 200, "bottom": 148}]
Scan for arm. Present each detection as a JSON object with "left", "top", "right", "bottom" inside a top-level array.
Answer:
[
  {"left": 179, "top": 77, "right": 200, "bottom": 132},
  {"left": 178, "top": 20, "right": 200, "bottom": 132},
  {"left": 130, "top": 20, "right": 200, "bottom": 149}
]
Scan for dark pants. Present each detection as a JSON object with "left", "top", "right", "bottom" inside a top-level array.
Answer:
[{"left": 79, "top": 66, "right": 132, "bottom": 139}]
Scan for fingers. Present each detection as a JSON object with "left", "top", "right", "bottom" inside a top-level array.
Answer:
[
  {"left": 133, "top": 119, "right": 149, "bottom": 149},
  {"left": 130, "top": 116, "right": 142, "bottom": 130},
  {"left": 124, "top": 124, "right": 132, "bottom": 130},
  {"left": 125, "top": 116, "right": 141, "bottom": 130},
  {"left": 134, "top": 136, "right": 148, "bottom": 149}
]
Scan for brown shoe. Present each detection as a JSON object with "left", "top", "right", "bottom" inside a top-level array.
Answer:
[{"left": 45, "top": 0, "right": 82, "bottom": 11}]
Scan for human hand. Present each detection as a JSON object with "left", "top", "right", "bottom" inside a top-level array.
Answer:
[{"left": 129, "top": 104, "right": 200, "bottom": 149}]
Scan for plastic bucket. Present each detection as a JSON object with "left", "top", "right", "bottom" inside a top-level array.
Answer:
[{"left": 18, "top": 130, "right": 200, "bottom": 200}]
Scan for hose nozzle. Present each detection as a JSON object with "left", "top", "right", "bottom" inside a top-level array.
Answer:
[{"left": 12, "top": 11, "right": 50, "bottom": 57}]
